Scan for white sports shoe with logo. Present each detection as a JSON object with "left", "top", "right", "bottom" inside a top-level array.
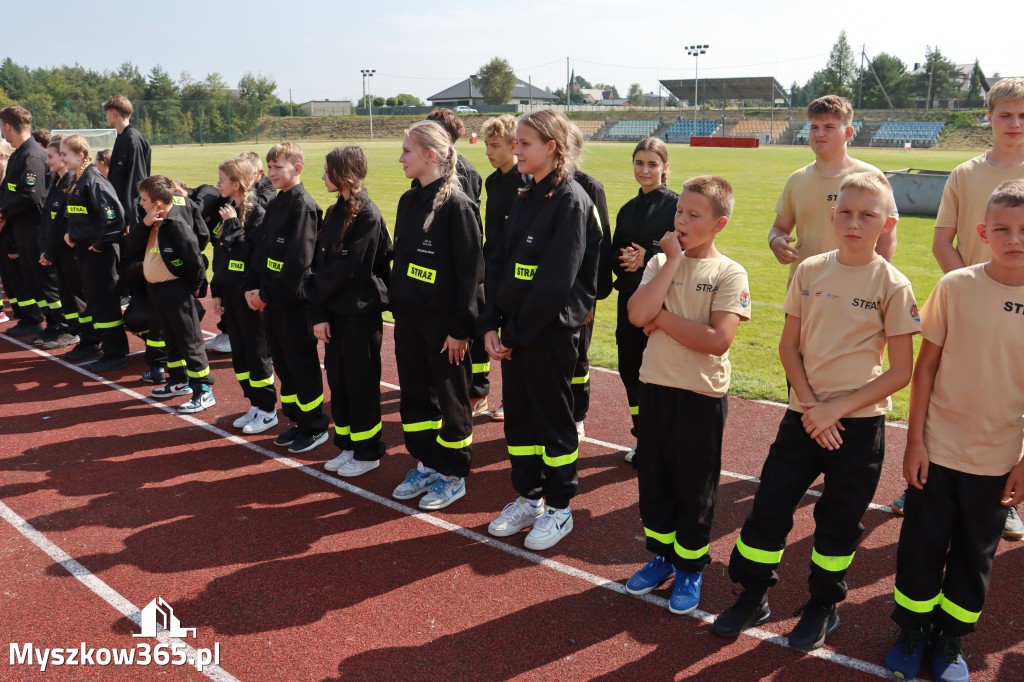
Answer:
[
  {"left": 524, "top": 508, "right": 573, "bottom": 550},
  {"left": 242, "top": 409, "right": 278, "bottom": 434},
  {"left": 487, "top": 497, "right": 545, "bottom": 537}
]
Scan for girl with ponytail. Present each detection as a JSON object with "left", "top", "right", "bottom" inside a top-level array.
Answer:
[
  {"left": 388, "top": 120, "right": 483, "bottom": 510},
  {"left": 480, "top": 110, "right": 603, "bottom": 551}
]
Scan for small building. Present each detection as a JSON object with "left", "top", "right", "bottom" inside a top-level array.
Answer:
[
  {"left": 428, "top": 77, "right": 558, "bottom": 108},
  {"left": 300, "top": 99, "right": 353, "bottom": 117}
]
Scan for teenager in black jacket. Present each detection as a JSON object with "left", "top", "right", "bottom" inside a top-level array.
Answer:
[
  {"left": 481, "top": 110, "right": 602, "bottom": 551},
  {"left": 308, "top": 147, "right": 393, "bottom": 477},
  {"left": 389, "top": 121, "right": 483, "bottom": 511}
]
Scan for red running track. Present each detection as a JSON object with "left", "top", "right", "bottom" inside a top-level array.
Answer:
[{"left": 1, "top": 307, "right": 1022, "bottom": 681}]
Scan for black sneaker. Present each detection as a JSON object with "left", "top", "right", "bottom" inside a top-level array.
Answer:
[
  {"left": 273, "top": 425, "right": 301, "bottom": 447},
  {"left": 288, "top": 430, "right": 329, "bottom": 454},
  {"left": 141, "top": 366, "right": 167, "bottom": 383},
  {"left": 65, "top": 343, "right": 103, "bottom": 362},
  {"left": 89, "top": 355, "right": 129, "bottom": 373},
  {"left": 7, "top": 321, "right": 43, "bottom": 338},
  {"left": 787, "top": 600, "right": 840, "bottom": 650},
  {"left": 712, "top": 590, "right": 771, "bottom": 638},
  {"left": 41, "top": 333, "right": 79, "bottom": 350}
]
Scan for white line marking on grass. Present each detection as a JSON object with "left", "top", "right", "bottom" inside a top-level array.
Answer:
[
  {"left": 3, "top": 334, "right": 897, "bottom": 678},
  {"left": 0, "top": 501, "right": 240, "bottom": 682}
]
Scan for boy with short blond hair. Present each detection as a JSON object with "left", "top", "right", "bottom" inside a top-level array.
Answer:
[
  {"left": 886, "top": 180, "right": 1024, "bottom": 681},
  {"left": 715, "top": 171, "right": 919, "bottom": 649},
  {"left": 769, "top": 95, "right": 895, "bottom": 279},
  {"left": 624, "top": 175, "right": 750, "bottom": 615},
  {"left": 103, "top": 94, "right": 151, "bottom": 214}
]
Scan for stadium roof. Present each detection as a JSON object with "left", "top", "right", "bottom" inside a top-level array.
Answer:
[
  {"left": 660, "top": 76, "right": 790, "bottom": 105},
  {"left": 428, "top": 77, "right": 557, "bottom": 103}
]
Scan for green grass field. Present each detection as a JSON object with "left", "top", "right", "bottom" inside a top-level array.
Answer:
[{"left": 155, "top": 140, "right": 981, "bottom": 421}]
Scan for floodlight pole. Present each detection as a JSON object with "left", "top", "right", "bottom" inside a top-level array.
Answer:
[
  {"left": 361, "top": 69, "right": 375, "bottom": 139},
  {"left": 686, "top": 45, "right": 709, "bottom": 128}
]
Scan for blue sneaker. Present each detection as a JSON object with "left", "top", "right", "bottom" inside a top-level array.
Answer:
[
  {"left": 668, "top": 570, "right": 702, "bottom": 614},
  {"left": 626, "top": 555, "right": 675, "bottom": 595},
  {"left": 931, "top": 631, "right": 969, "bottom": 682},
  {"left": 392, "top": 468, "right": 440, "bottom": 500},
  {"left": 885, "top": 626, "right": 929, "bottom": 680},
  {"left": 419, "top": 476, "right": 466, "bottom": 510}
]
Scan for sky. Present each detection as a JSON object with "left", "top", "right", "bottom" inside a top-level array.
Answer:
[{"left": 4, "top": 0, "right": 1020, "bottom": 104}]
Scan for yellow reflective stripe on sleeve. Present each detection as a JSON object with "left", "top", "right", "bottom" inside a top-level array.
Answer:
[
  {"left": 894, "top": 588, "right": 941, "bottom": 614},
  {"left": 267, "top": 258, "right": 283, "bottom": 272},
  {"left": 249, "top": 374, "right": 275, "bottom": 388},
  {"left": 235, "top": 371, "right": 251, "bottom": 382},
  {"left": 735, "top": 535, "right": 784, "bottom": 564},
  {"left": 939, "top": 594, "right": 981, "bottom": 624},
  {"left": 514, "top": 263, "right": 537, "bottom": 280},
  {"left": 296, "top": 394, "right": 324, "bottom": 412},
  {"left": 187, "top": 367, "right": 211, "bottom": 379},
  {"left": 508, "top": 445, "right": 542, "bottom": 456},
  {"left": 811, "top": 548, "right": 855, "bottom": 572},
  {"left": 167, "top": 359, "right": 187, "bottom": 369},
  {"left": 629, "top": 405, "right": 639, "bottom": 416},
  {"left": 403, "top": 419, "right": 442, "bottom": 432},
  {"left": 146, "top": 338, "right": 167, "bottom": 348},
  {"left": 437, "top": 433, "right": 473, "bottom": 449},
  {"left": 643, "top": 527, "right": 676, "bottom": 545},
  {"left": 351, "top": 422, "right": 383, "bottom": 441},
  {"left": 571, "top": 372, "right": 590, "bottom": 385},
  {"left": 66, "top": 205, "right": 88, "bottom": 214},
  {"left": 94, "top": 319, "right": 124, "bottom": 329},
  {"left": 675, "top": 542, "right": 710, "bottom": 560},
  {"left": 472, "top": 362, "right": 490, "bottom": 373},
  {"left": 228, "top": 260, "right": 245, "bottom": 272},
  {"left": 280, "top": 394, "right": 297, "bottom": 404},
  {"left": 542, "top": 448, "right": 578, "bottom": 467},
  {"left": 335, "top": 425, "right": 351, "bottom": 436},
  {"left": 407, "top": 263, "right": 436, "bottom": 284}
]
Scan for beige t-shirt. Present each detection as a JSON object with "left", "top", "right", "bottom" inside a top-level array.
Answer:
[
  {"left": 934, "top": 152, "right": 1024, "bottom": 267},
  {"left": 783, "top": 251, "right": 920, "bottom": 417},
  {"left": 921, "top": 264, "right": 1024, "bottom": 476},
  {"left": 774, "top": 158, "right": 879, "bottom": 283},
  {"left": 143, "top": 225, "right": 176, "bottom": 284},
  {"left": 638, "top": 252, "right": 751, "bottom": 397}
]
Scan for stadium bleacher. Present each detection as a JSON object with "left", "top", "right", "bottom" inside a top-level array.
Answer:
[
  {"left": 793, "top": 121, "right": 864, "bottom": 144},
  {"left": 605, "top": 120, "right": 659, "bottom": 140},
  {"left": 664, "top": 120, "right": 720, "bottom": 140},
  {"left": 574, "top": 120, "right": 604, "bottom": 140},
  {"left": 870, "top": 121, "right": 944, "bottom": 147},
  {"left": 729, "top": 120, "right": 789, "bottom": 142}
]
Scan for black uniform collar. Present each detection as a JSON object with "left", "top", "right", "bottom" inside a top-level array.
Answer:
[
  {"left": 277, "top": 182, "right": 304, "bottom": 198},
  {"left": 637, "top": 184, "right": 672, "bottom": 202},
  {"left": 528, "top": 172, "right": 557, "bottom": 197},
  {"left": 415, "top": 176, "right": 445, "bottom": 203}
]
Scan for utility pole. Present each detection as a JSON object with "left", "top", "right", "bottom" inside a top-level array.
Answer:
[
  {"left": 926, "top": 59, "right": 935, "bottom": 111},
  {"left": 361, "top": 69, "right": 375, "bottom": 139},
  {"left": 686, "top": 45, "right": 708, "bottom": 128},
  {"left": 566, "top": 57, "right": 570, "bottom": 112},
  {"left": 857, "top": 45, "right": 866, "bottom": 109}
]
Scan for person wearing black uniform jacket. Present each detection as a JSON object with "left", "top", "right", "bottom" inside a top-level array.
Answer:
[
  {"left": 245, "top": 142, "right": 330, "bottom": 455},
  {"left": 239, "top": 151, "right": 277, "bottom": 208},
  {"left": 137, "top": 176, "right": 214, "bottom": 414},
  {"left": 104, "top": 96, "right": 151, "bottom": 214},
  {"left": 482, "top": 110, "right": 603, "bottom": 551},
  {"left": 0, "top": 135, "right": 30, "bottom": 325},
  {"left": 37, "top": 138, "right": 91, "bottom": 350},
  {"left": 213, "top": 157, "right": 276, "bottom": 434},
  {"left": 309, "top": 147, "right": 393, "bottom": 478},
  {"left": 389, "top": 121, "right": 483, "bottom": 511},
  {"left": 61, "top": 134, "right": 130, "bottom": 373},
  {"left": 0, "top": 106, "right": 50, "bottom": 338},
  {"left": 425, "top": 108, "right": 482, "bottom": 203},
  {"left": 610, "top": 137, "right": 678, "bottom": 463},
  {"left": 121, "top": 199, "right": 169, "bottom": 381}
]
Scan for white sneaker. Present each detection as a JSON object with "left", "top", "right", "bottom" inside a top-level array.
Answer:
[
  {"left": 576, "top": 421, "right": 586, "bottom": 440},
  {"left": 392, "top": 468, "right": 439, "bottom": 499},
  {"left": 337, "top": 457, "right": 381, "bottom": 478},
  {"left": 524, "top": 507, "right": 574, "bottom": 550},
  {"left": 624, "top": 441, "right": 637, "bottom": 464},
  {"left": 324, "top": 450, "right": 355, "bottom": 472},
  {"left": 488, "top": 497, "right": 545, "bottom": 537},
  {"left": 242, "top": 409, "right": 278, "bottom": 434},
  {"left": 205, "top": 333, "right": 232, "bottom": 353},
  {"left": 419, "top": 476, "right": 466, "bottom": 510},
  {"left": 233, "top": 406, "right": 260, "bottom": 429}
]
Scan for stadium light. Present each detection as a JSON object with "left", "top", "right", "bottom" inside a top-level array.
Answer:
[
  {"left": 686, "top": 45, "right": 709, "bottom": 128},
  {"left": 361, "top": 69, "right": 376, "bottom": 140}
]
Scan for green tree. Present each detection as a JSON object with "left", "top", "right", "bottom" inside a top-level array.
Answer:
[
  {"left": 915, "top": 46, "right": 961, "bottom": 108},
  {"left": 967, "top": 59, "right": 983, "bottom": 101},
  {"left": 822, "top": 31, "right": 857, "bottom": 98},
  {"left": 594, "top": 82, "right": 620, "bottom": 99},
  {"left": 666, "top": 93, "right": 679, "bottom": 107},
  {"left": 0, "top": 58, "right": 33, "bottom": 101},
  {"left": 238, "top": 72, "right": 277, "bottom": 103},
  {"left": 395, "top": 93, "right": 423, "bottom": 106},
  {"left": 573, "top": 74, "right": 592, "bottom": 89},
  {"left": 861, "top": 53, "right": 909, "bottom": 108},
  {"left": 108, "top": 62, "right": 146, "bottom": 102},
  {"left": 476, "top": 57, "right": 516, "bottom": 105},
  {"left": 627, "top": 83, "right": 644, "bottom": 106}
]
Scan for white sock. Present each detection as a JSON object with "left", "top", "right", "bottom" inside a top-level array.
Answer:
[
  {"left": 526, "top": 497, "right": 544, "bottom": 508},
  {"left": 416, "top": 461, "right": 436, "bottom": 475}
]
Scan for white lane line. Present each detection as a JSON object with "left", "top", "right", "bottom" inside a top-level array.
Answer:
[
  {"left": 0, "top": 500, "right": 240, "bottom": 682},
  {"left": 2, "top": 333, "right": 896, "bottom": 679}
]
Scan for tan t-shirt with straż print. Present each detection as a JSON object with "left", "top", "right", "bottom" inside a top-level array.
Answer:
[
  {"left": 920, "top": 264, "right": 1024, "bottom": 476},
  {"left": 143, "top": 225, "right": 176, "bottom": 284},
  {"left": 783, "top": 251, "right": 920, "bottom": 417},
  {"left": 638, "top": 252, "right": 750, "bottom": 398}
]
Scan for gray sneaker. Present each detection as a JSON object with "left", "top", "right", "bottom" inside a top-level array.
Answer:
[
  {"left": 891, "top": 492, "right": 907, "bottom": 516},
  {"left": 419, "top": 476, "right": 466, "bottom": 510},
  {"left": 392, "top": 468, "right": 439, "bottom": 500},
  {"left": 1003, "top": 506, "right": 1023, "bottom": 541}
]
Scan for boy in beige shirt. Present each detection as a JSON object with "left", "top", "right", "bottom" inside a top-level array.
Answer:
[
  {"left": 623, "top": 175, "right": 750, "bottom": 615},
  {"left": 886, "top": 180, "right": 1024, "bottom": 682},
  {"left": 714, "top": 172, "right": 919, "bottom": 650}
]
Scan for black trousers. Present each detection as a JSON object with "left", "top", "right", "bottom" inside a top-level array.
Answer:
[
  {"left": 55, "top": 244, "right": 97, "bottom": 343},
  {"left": 265, "top": 304, "right": 329, "bottom": 435},
  {"left": 891, "top": 462, "right": 1009, "bottom": 636},
  {"left": 1, "top": 228, "right": 36, "bottom": 322},
  {"left": 728, "top": 410, "right": 885, "bottom": 605},
  {"left": 571, "top": 314, "right": 595, "bottom": 423},
  {"left": 469, "top": 330, "right": 491, "bottom": 400},
  {"left": 616, "top": 292, "right": 647, "bottom": 437},
  {"left": 149, "top": 280, "right": 211, "bottom": 388},
  {"left": 502, "top": 324, "right": 580, "bottom": 509},
  {"left": 324, "top": 312, "right": 385, "bottom": 461},
  {"left": 221, "top": 287, "right": 275, "bottom": 412},
  {"left": 638, "top": 383, "right": 727, "bottom": 573},
  {"left": 76, "top": 243, "right": 129, "bottom": 357},
  {"left": 393, "top": 310, "right": 473, "bottom": 478},
  {"left": 15, "top": 226, "right": 65, "bottom": 330}
]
